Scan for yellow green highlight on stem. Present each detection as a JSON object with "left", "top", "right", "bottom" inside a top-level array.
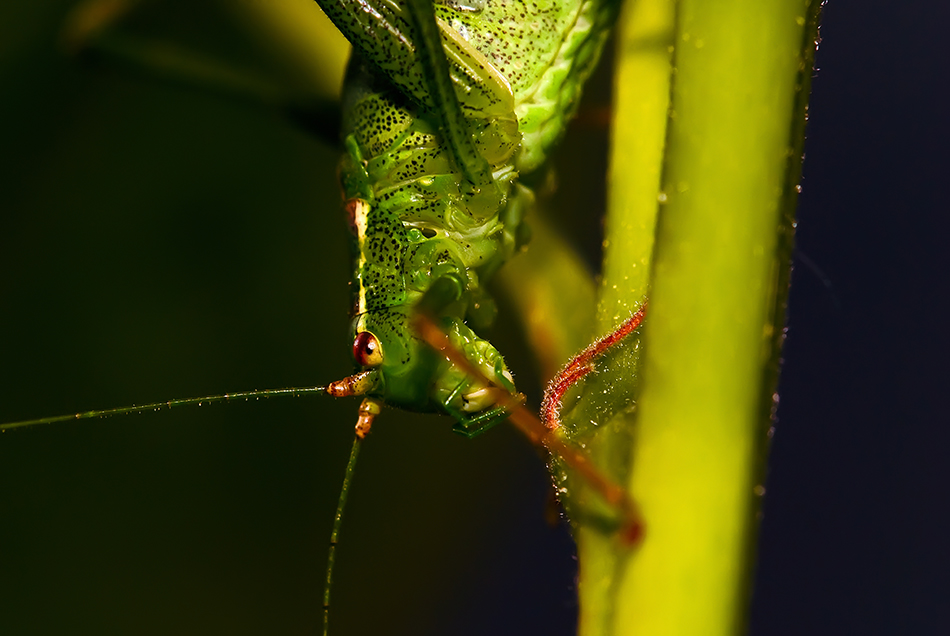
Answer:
[{"left": 573, "top": 0, "right": 823, "bottom": 635}]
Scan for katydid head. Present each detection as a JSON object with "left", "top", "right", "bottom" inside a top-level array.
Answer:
[{"left": 327, "top": 306, "right": 517, "bottom": 429}]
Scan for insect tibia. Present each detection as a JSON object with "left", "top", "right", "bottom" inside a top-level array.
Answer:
[
  {"left": 413, "top": 313, "right": 644, "bottom": 541},
  {"left": 542, "top": 302, "right": 649, "bottom": 430}
]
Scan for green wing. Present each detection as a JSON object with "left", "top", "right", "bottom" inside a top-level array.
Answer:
[{"left": 314, "top": 0, "right": 515, "bottom": 121}]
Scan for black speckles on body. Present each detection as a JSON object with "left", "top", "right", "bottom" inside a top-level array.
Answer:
[
  {"left": 437, "top": 0, "right": 569, "bottom": 96},
  {"left": 351, "top": 94, "right": 414, "bottom": 158},
  {"left": 338, "top": 0, "right": 616, "bottom": 318},
  {"left": 319, "top": 0, "right": 622, "bottom": 415},
  {"left": 360, "top": 204, "right": 411, "bottom": 310}
]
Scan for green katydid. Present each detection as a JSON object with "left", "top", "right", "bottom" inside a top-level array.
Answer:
[
  {"left": 0, "top": 0, "right": 648, "bottom": 633},
  {"left": 317, "top": 0, "right": 629, "bottom": 434}
]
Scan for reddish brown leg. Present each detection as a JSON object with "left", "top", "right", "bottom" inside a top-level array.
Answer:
[
  {"left": 541, "top": 301, "right": 648, "bottom": 430},
  {"left": 412, "top": 310, "right": 646, "bottom": 545}
]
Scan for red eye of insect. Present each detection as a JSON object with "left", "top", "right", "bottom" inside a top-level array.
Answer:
[{"left": 353, "top": 331, "right": 383, "bottom": 368}]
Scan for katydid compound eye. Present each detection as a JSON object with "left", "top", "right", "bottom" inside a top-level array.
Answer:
[{"left": 353, "top": 331, "right": 383, "bottom": 368}]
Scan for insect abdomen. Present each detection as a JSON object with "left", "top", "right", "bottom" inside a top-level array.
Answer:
[{"left": 340, "top": 58, "right": 524, "bottom": 311}]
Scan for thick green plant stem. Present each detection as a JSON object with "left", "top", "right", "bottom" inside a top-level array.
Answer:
[
  {"left": 571, "top": 0, "right": 675, "bottom": 633},
  {"left": 571, "top": 0, "right": 823, "bottom": 635}
]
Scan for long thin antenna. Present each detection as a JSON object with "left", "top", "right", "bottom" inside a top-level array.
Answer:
[
  {"left": 0, "top": 386, "right": 328, "bottom": 432},
  {"left": 323, "top": 435, "right": 361, "bottom": 636},
  {"left": 323, "top": 397, "right": 380, "bottom": 636}
]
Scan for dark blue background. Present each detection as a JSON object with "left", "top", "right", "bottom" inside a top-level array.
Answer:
[{"left": 752, "top": 2, "right": 950, "bottom": 634}]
